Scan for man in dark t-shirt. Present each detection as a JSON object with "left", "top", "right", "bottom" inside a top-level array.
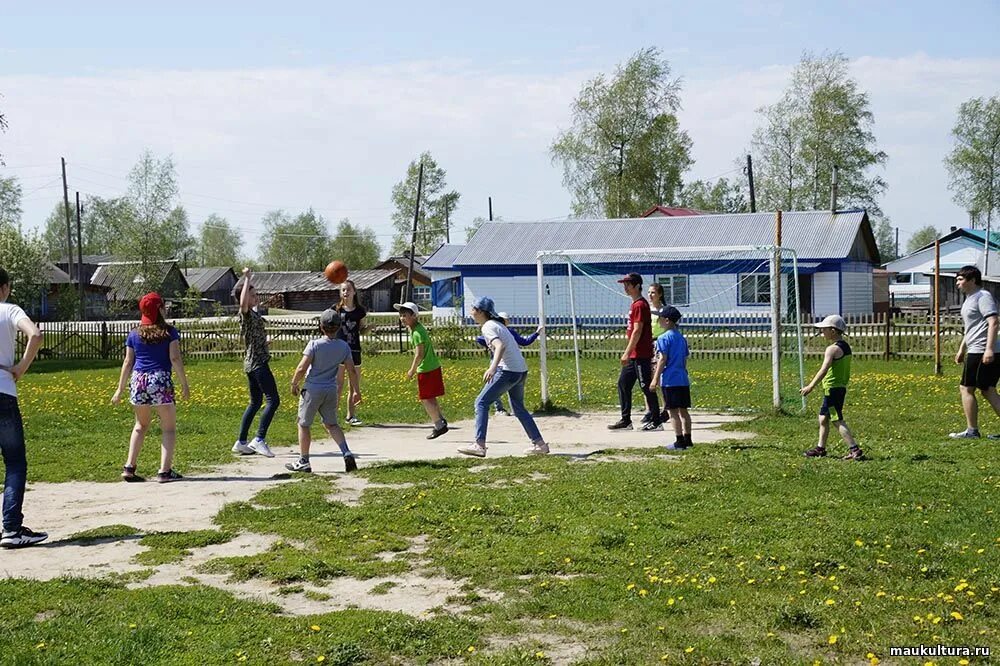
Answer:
[{"left": 608, "top": 273, "right": 661, "bottom": 431}]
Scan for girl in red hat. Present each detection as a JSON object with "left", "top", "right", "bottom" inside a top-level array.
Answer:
[{"left": 111, "top": 293, "right": 190, "bottom": 482}]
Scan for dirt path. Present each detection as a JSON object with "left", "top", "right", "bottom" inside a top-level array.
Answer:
[{"left": 1, "top": 411, "right": 752, "bottom": 617}]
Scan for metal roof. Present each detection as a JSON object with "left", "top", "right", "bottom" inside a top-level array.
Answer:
[
  {"left": 183, "top": 267, "right": 235, "bottom": 292},
  {"left": 235, "top": 269, "right": 397, "bottom": 295},
  {"left": 91, "top": 260, "right": 185, "bottom": 301},
  {"left": 452, "top": 211, "right": 874, "bottom": 266},
  {"left": 424, "top": 244, "right": 466, "bottom": 270}
]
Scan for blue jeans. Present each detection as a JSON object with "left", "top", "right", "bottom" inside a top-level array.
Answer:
[
  {"left": 239, "top": 364, "right": 281, "bottom": 442},
  {"left": 474, "top": 370, "right": 542, "bottom": 444},
  {"left": 0, "top": 394, "right": 27, "bottom": 533}
]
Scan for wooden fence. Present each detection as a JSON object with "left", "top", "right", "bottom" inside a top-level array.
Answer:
[{"left": 17, "top": 312, "right": 964, "bottom": 362}]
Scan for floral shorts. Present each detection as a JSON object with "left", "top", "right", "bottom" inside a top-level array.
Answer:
[{"left": 130, "top": 370, "right": 175, "bottom": 406}]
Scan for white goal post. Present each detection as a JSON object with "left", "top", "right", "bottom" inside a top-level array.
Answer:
[{"left": 535, "top": 245, "right": 806, "bottom": 412}]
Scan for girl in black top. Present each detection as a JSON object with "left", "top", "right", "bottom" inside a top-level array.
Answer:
[{"left": 336, "top": 280, "right": 366, "bottom": 426}]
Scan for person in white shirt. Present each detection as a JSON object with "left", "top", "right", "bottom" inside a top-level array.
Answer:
[
  {"left": 950, "top": 265, "right": 1000, "bottom": 439},
  {"left": 458, "top": 296, "right": 548, "bottom": 458},
  {"left": 0, "top": 267, "right": 48, "bottom": 549}
]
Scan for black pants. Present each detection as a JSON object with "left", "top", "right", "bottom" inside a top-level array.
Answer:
[
  {"left": 618, "top": 359, "right": 660, "bottom": 424},
  {"left": 239, "top": 364, "right": 281, "bottom": 442},
  {"left": 0, "top": 394, "right": 27, "bottom": 533}
]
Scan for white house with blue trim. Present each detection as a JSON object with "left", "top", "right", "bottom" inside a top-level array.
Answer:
[{"left": 424, "top": 210, "right": 880, "bottom": 320}]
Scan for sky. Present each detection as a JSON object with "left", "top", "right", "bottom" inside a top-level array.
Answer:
[{"left": 1, "top": 1, "right": 999, "bottom": 257}]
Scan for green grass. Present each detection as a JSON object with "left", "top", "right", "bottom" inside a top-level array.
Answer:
[
  {"left": 6, "top": 355, "right": 1000, "bottom": 663},
  {"left": 133, "top": 530, "right": 235, "bottom": 566}
]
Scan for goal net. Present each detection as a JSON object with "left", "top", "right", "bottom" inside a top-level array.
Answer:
[{"left": 535, "top": 245, "right": 806, "bottom": 413}]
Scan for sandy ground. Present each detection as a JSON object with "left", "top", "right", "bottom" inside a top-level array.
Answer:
[{"left": 1, "top": 411, "right": 752, "bottom": 619}]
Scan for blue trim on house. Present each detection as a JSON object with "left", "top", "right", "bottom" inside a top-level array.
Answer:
[{"left": 838, "top": 269, "right": 843, "bottom": 316}]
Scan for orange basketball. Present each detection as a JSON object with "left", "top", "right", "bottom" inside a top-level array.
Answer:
[{"left": 324, "top": 260, "right": 348, "bottom": 283}]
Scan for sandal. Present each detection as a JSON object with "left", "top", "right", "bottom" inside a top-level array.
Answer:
[
  {"left": 121, "top": 465, "right": 145, "bottom": 483},
  {"left": 156, "top": 469, "right": 184, "bottom": 483}
]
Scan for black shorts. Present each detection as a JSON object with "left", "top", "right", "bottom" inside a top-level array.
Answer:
[
  {"left": 341, "top": 351, "right": 362, "bottom": 368},
  {"left": 961, "top": 353, "right": 1000, "bottom": 390},
  {"left": 819, "top": 387, "right": 847, "bottom": 421},
  {"left": 661, "top": 386, "right": 691, "bottom": 409}
]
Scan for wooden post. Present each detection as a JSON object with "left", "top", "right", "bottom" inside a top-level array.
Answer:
[
  {"left": 405, "top": 161, "right": 424, "bottom": 303},
  {"left": 884, "top": 311, "right": 891, "bottom": 361},
  {"left": 61, "top": 158, "right": 73, "bottom": 281},
  {"left": 75, "top": 192, "right": 84, "bottom": 320},
  {"left": 771, "top": 211, "right": 783, "bottom": 410},
  {"left": 934, "top": 240, "right": 941, "bottom": 375}
]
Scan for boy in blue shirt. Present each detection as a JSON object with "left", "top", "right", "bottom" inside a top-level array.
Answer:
[
  {"left": 651, "top": 306, "right": 692, "bottom": 450},
  {"left": 287, "top": 309, "right": 361, "bottom": 473}
]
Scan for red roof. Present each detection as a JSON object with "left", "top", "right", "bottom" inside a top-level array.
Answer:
[{"left": 641, "top": 205, "right": 705, "bottom": 217}]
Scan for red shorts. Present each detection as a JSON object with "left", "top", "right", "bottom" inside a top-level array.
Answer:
[{"left": 417, "top": 367, "right": 445, "bottom": 400}]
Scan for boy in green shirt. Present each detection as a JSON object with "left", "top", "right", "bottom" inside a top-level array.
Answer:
[
  {"left": 801, "top": 314, "right": 864, "bottom": 460},
  {"left": 394, "top": 301, "right": 449, "bottom": 439}
]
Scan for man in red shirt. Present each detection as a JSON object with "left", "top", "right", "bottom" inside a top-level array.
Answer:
[{"left": 609, "top": 273, "right": 662, "bottom": 431}]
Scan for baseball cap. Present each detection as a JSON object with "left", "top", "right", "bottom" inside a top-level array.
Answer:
[
  {"left": 497, "top": 311, "right": 509, "bottom": 321},
  {"left": 814, "top": 314, "right": 846, "bottom": 332},
  {"left": 616, "top": 272, "right": 643, "bottom": 286},
  {"left": 320, "top": 308, "right": 342, "bottom": 328},
  {"left": 138, "top": 292, "right": 163, "bottom": 325},
  {"left": 654, "top": 305, "right": 682, "bottom": 322},
  {"left": 393, "top": 301, "right": 420, "bottom": 314},
  {"left": 471, "top": 296, "right": 499, "bottom": 318}
]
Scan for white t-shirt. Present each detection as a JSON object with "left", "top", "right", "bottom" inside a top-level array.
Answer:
[
  {"left": 0, "top": 302, "right": 29, "bottom": 397},
  {"left": 481, "top": 319, "right": 528, "bottom": 373},
  {"left": 962, "top": 289, "right": 1000, "bottom": 354}
]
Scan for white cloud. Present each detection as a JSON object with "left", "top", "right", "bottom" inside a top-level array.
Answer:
[{"left": 2, "top": 53, "right": 998, "bottom": 258}]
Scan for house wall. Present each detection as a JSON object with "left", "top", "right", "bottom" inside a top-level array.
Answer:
[
  {"left": 841, "top": 262, "right": 874, "bottom": 315},
  {"left": 285, "top": 291, "right": 338, "bottom": 311},
  {"left": 361, "top": 282, "right": 393, "bottom": 312},
  {"left": 429, "top": 270, "right": 462, "bottom": 319},
  {"left": 812, "top": 271, "right": 840, "bottom": 317}
]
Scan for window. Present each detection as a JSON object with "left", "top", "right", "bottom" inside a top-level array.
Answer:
[
  {"left": 738, "top": 273, "right": 771, "bottom": 305},
  {"left": 657, "top": 275, "right": 689, "bottom": 306},
  {"left": 412, "top": 285, "right": 431, "bottom": 307},
  {"left": 893, "top": 273, "right": 911, "bottom": 284}
]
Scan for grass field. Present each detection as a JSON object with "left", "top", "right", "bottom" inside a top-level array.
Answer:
[{"left": 2, "top": 353, "right": 999, "bottom": 664}]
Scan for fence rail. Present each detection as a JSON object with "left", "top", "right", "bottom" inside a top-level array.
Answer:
[{"left": 17, "top": 313, "right": 965, "bottom": 362}]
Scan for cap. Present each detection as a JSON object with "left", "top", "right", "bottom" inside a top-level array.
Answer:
[
  {"left": 138, "top": 292, "right": 163, "bottom": 325},
  {"left": 814, "top": 314, "right": 846, "bottom": 332},
  {"left": 471, "top": 296, "right": 499, "bottom": 318},
  {"left": 320, "top": 308, "right": 342, "bottom": 328},
  {"left": 616, "top": 272, "right": 643, "bottom": 286},
  {"left": 655, "top": 305, "right": 682, "bottom": 322},
  {"left": 497, "top": 311, "right": 509, "bottom": 321},
  {"left": 393, "top": 301, "right": 420, "bottom": 314}
]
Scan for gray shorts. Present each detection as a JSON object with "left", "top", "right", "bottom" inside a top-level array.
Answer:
[{"left": 298, "top": 387, "right": 339, "bottom": 427}]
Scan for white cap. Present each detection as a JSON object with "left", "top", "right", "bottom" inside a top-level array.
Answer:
[
  {"left": 814, "top": 314, "right": 846, "bottom": 332},
  {"left": 393, "top": 301, "right": 420, "bottom": 314},
  {"left": 497, "top": 311, "right": 509, "bottom": 321}
]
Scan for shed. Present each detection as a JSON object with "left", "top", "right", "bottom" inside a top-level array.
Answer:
[
  {"left": 183, "top": 267, "right": 238, "bottom": 305},
  {"left": 90, "top": 260, "right": 190, "bottom": 307}
]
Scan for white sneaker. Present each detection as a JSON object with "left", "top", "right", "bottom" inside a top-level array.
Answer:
[
  {"left": 346, "top": 416, "right": 363, "bottom": 426},
  {"left": 232, "top": 440, "right": 255, "bottom": 455},
  {"left": 948, "top": 429, "right": 981, "bottom": 439},
  {"left": 524, "top": 441, "right": 550, "bottom": 455},
  {"left": 249, "top": 438, "right": 275, "bottom": 458},
  {"left": 457, "top": 444, "right": 487, "bottom": 458},
  {"left": 1, "top": 526, "right": 48, "bottom": 549}
]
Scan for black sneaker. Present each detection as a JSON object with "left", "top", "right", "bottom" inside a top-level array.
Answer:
[
  {"left": 1, "top": 526, "right": 49, "bottom": 549},
  {"left": 285, "top": 459, "right": 312, "bottom": 473},
  {"left": 427, "top": 422, "right": 449, "bottom": 440},
  {"left": 640, "top": 413, "right": 653, "bottom": 424},
  {"left": 640, "top": 422, "right": 663, "bottom": 432},
  {"left": 157, "top": 469, "right": 184, "bottom": 483},
  {"left": 343, "top": 454, "right": 358, "bottom": 473},
  {"left": 607, "top": 419, "right": 633, "bottom": 431},
  {"left": 804, "top": 446, "right": 828, "bottom": 458}
]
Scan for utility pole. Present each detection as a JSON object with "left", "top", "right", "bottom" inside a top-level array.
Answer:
[
  {"left": 444, "top": 200, "right": 450, "bottom": 244},
  {"left": 61, "top": 158, "right": 73, "bottom": 281},
  {"left": 746, "top": 155, "right": 756, "bottom": 213},
  {"left": 75, "top": 192, "right": 84, "bottom": 320},
  {"left": 895, "top": 227, "right": 899, "bottom": 259},
  {"left": 406, "top": 161, "right": 425, "bottom": 303},
  {"left": 488, "top": 196, "right": 493, "bottom": 221},
  {"left": 830, "top": 165, "right": 839, "bottom": 212}
]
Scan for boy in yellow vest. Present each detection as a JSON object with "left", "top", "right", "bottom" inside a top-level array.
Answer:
[{"left": 801, "top": 315, "right": 864, "bottom": 460}]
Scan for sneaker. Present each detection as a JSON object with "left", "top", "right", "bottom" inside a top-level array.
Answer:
[
  {"left": 524, "top": 441, "right": 550, "bottom": 455},
  {"left": 640, "top": 422, "right": 664, "bottom": 432},
  {"left": 427, "top": 422, "right": 449, "bottom": 440},
  {"left": 343, "top": 454, "right": 358, "bottom": 473},
  {"left": 121, "top": 465, "right": 145, "bottom": 483},
  {"left": 248, "top": 438, "right": 275, "bottom": 458},
  {"left": 949, "top": 429, "right": 981, "bottom": 439},
  {"left": 457, "top": 444, "right": 487, "bottom": 458},
  {"left": 346, "top": 416, "right": 363, "bottom": 427},
  {"left": 495, "top": 408, "right": 510, "bottom": 416},
  {"left": 660, "top": 410, "right": 671, "bottom": 422},
  {"left": 284, "top": 458, "right": 312, "bottom": 473},
  {"left": 232, "top": 440, "right": 255, "bottom": 455},
  {"left": 640, "top": 413, "right": 653, "bottom": 424},
  {"left": 988, "top": 434, "right": 1000, "bottom": 440},
  {"left": 607, "top": 419, "right": 633, "bottom": 431},
  {"left": 804, "top": 446, "right": 828, "bottom": 457},
  {"left": 842, "top": 447, "right": 865, "bottom": 461},
  {"left": 665, "top": 441, "right": 690, "bottom": 451},
  {"left": 1, "top": 526, "right": 48, "bottom": 549},
  {"left": 156, "top": 469, "right": 183, "bottom": 483}
]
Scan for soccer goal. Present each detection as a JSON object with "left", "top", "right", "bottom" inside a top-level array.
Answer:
[{"left": 535, "top": 245, "right": 806, "bottom": 412}]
